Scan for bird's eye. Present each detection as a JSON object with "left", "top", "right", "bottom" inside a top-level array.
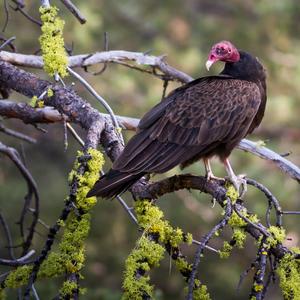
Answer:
[{"left": 228, "top": 48, "right": 232, "bottom": 53}]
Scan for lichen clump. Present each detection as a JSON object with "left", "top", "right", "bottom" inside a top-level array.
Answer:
[
  {"left": 266, "top": 226, "right": 286, "bottom": 248},
  {"left": 39, "top": 6, "right": 68, "bottom": 77},
  {"left": 226, "top": 184, "right": 239, "bottom": 203},
  {"left": 29, "top": 95, "right": 44, "bottom": 108},
  {"left": 2, "top": 149, "right": 104, "bottom": 293},
  {"left": 277, "top": 251, "right": 300, "bottom": 299},
  {"left": 123, "top": 199, "right": 209, "bottom": 299},
  {"left": 123, "top": 235, "right": 165, "bottom": 299}
]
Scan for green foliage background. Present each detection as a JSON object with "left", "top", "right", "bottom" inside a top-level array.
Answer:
[{"left": 0, "top": 1, "right": 300, "bottom": 299}]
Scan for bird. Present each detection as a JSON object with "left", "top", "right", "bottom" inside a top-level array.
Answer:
[{"left": 87, "top": 40, "right": 267, "bottom": 199}]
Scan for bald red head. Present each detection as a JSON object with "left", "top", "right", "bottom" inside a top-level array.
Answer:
[{"left": 206, "top": 41, "right": 240, "bottom": 70}]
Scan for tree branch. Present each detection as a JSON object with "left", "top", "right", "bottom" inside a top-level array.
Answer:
[{"left": 0, "top": 50, "right": 193, "bottom": 83}]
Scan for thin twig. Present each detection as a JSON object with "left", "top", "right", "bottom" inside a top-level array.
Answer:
[
  {"left": 281, "top": 211, "right": 300, "bottom": 215},
  {"left": 11, "top": 0, "right": 25, "bottom": 8},
  {"left": 31, "top": 284, "right": 40, "bottom": 300},
  {"left": 2, "top": 0, "right": 10, "bottom": 32},
  {"left": 0, "top": 142, "right": 39, "bottom": 254},
  {"left": 234, "top": 203, "right": 270, "bottom": 237},
  {"left": 250, "top": 237, "right": 268, "bottom": 300},
  {"left": 67, "top": 68, "right": 120, "bottom": 130},
  {"left": 186, "top": 199, "right": 232, "bottom": 300},
  {"left": 0, "top": 36, "right": 15, "bottom": 50},
  {"left": 192, "top": 239, "right": 219, "bottom": 254},
  {"left": 59, "top": 0, "right": 86, "bottom": 24},
  {"left": 0, "top": 122, "right": 36, "bottom": 143},
  {"left": 9, "top": 4, "right": 42, "bottom": 26},
  {"left": 0, "top": 212, "right": 15, "bottom": 259},
  {"left": 88, "top": 32, "right": 109, "bottom": 75},
  {"left": 246, "top": 178, "right": 282, "bottom": 227},
  {"left": 0, "top": 249, "right": 35, "bottom": 266}
]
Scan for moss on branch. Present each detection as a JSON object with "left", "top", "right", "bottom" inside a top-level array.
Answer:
[
  {"left": 1, "top": 149, "right": 104, "bottom": 296},
  {"left": 39, "top": 6, "right": 68, "bottom": 77}
]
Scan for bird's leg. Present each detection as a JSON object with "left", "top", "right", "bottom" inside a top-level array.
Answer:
[
  {"left": 204, "top": 158, "right": 223, "bottom": 180},
  {"left": 223, "top": 158, "right": 247, "bottom": 197}
]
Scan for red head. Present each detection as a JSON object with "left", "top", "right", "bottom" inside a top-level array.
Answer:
[{"left": 206, "top": 41, "right": 240, "bottom": 71}]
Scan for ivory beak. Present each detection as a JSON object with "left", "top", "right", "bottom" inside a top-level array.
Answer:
[{"left": 205, "top": 59, "right": 214, "bottom": 71}]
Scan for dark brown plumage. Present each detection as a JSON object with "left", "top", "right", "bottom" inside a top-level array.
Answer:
[{"left": 88, "top": 41, "right": 267, "bottom": 198}]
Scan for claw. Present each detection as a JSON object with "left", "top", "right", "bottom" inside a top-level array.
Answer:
[
  {"left": 223, "top": 158, "right": 247, "bottom": 198},
  {"left": 226, "top": 173, "right": 247, "bottom": 198},
  {"left": 204, "top": 158, "right": 224, "bottom": 181}
]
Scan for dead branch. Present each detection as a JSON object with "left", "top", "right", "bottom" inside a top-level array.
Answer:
[
  {"left": 0, "top": 50, "right": 193, "bottom": 83},
  {"left": 0, "top": 142, "right": 39, "bottom": 254},
  {"left": 59, "top": 0, "right": 87, "bottom": 24}
]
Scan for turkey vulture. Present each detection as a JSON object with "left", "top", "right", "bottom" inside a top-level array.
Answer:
[{"left": 88, "top": 40, "right": 267, "bottom": 198}]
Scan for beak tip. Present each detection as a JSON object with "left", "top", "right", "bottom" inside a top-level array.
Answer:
[{"left": 205, "top": 60, "right": 214, "bottom": 71}]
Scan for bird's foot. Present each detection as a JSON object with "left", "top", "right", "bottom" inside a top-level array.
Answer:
[
  {"left": 206, "top": 171, "right": 224, "bottom": 182},
  {"left": 226, "top": 174, "right": 247, "bottom": 198},
  {"left": 206, "top": 172, "right": 224, "bottom": 208}
]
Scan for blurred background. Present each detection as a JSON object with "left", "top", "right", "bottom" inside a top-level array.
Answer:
[{"left": 0, "top": 0, "right": 300, "bottom": 299}]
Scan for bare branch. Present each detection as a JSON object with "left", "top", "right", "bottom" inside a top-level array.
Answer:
[
  {"left": 10, "top": 4, "right": 42, "bottom": 27},
  {"left": 246, "top": 178, "right": 282, "bottom": 227},
  {"left": 2, "top": 0, "right": 10, "bottom": 32},
  {"left": 0, "top": 142, "right": 39, "bottom": 254},
  {"left": 0, "top": 250, "right": 35, "bottom": 266},
  {"left": 59, "top": 0, "right": 86, "bottom": 24},
  {"left": 0, "top": 122, "right": 36, "bottom": 143},
  {"left": 187, "top": 200, "right": 232, "bottom": 300},
  {"left": 239, "top": 139, "right": 300, "bottom": 183},
  {"left": 0, "top": 212, "right": 15, "bottom": 259},
  {"left": 0, "top": 37, "right": 16, "bottom": 51},
  {"left": 0, "top": 50, "right": 193, "bottom": 83}
]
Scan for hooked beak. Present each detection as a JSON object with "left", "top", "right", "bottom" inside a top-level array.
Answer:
[{"left": 205, "top": 59, "right": 215, "bottom": 71}]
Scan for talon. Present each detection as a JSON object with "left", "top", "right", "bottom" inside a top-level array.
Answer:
[
  {"left": 223, "top": 158, "right": 247, "bottom": 198},
  {"left": 211, "top": 197, "right": 216, "bottom": 208},
  {"left": 204, "top": 158, "right": 224, "bottom": 181},
  {"left": 226, "top": 174, "right": 247, "bottom": 198}
]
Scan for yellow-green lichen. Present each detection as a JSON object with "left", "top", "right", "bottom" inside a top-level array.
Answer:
[
  {"left": 57, "top": 219, "right": 65, "bottom": 227},
  {"left": 253, "top": 283, "right": 264, "bottom": 292},
  {"left": 226, "top": 184, "right": 239, "bottom": 202},
  {"left": 60, "top": 280, "right": 78, "bottom": 298},
  {"left": 185, "top": 232, "right": 193, "bottom": 245},
  {"left": 38, "top": 252, "right": 65, "bottom": 278},
  {"left": 134, "top": 200, "right": 190, "bottom": 248},
  {"left": 175, "top": 257, "right": 192, "bottom": 273},
  {"left": 123, "top": 199, "right": 194, "bottom": 299},
  {"left": 184, "top": 279, "right": 211, "bottom": 300},
  {"left": 39, "top": 6, "right": 68, "bottom": 77},
  {"left": 3, "top": 149, "right": 104, "bottom": 291},
  {"left": 232, "top": 228, "right": 247, "bottom": 249},
  {"left": 47, "top": 88, "right": 54, "bottom": 97},
  {"left": 248, "top": 213, "right": 259, "bottom": 224},
  {"left": 69, "top": 149, "right": 104, "bottom": 212},
  {"left": 29, "top": 95, "right": 44, "bottom": 108},
  {"left": 122, "top": 235, "right": 165, "bottom": 300},
  {"left": 266, "top": 226, "right": 286, "bottom": 248},
  {"left": 193, "top": 279, "right": 211, "bottom": 300},
  {"left": 4, "top": 265, "right": 33, "bottom": 288},
  {"left": 219, "top": 241, "right": 233, "bottom": 259},
  {"left": 228, "top": 211, "right": 247, "bottom": 228},
  {"left": 29, "top": 96, "right": 38, "bottom": 107},
  {"left": 277, "top": 253, "right": 300, "bottom": 300}
]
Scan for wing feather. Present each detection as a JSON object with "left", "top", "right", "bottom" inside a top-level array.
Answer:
[{"left": 113, "top": 77, "right": 261, "bottom": 174}]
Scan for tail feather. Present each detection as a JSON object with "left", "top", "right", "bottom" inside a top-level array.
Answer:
[{"left": 87, "top": 169, "right": 143, "bottom": 199}]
